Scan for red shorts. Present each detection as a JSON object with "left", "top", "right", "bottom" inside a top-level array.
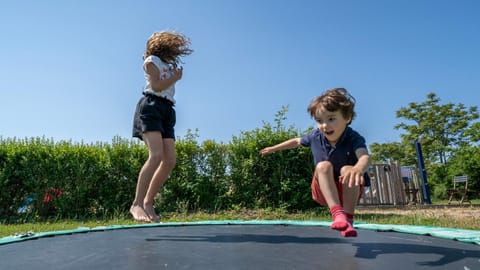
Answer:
[{"left": 311, "top": 175, "right": 364, "bottom": 206}]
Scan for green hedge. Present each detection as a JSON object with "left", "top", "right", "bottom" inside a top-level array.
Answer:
[
  {"left": 0, "top": 111, "right": 317, "bottom": 220},
  {"left": 0, "top": 137, "right": 146, "bottom": 221}
]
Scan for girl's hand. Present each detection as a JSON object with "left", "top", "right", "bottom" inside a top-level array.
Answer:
[{"left": 172, "top": 66, "right": 183, "bottom": 81}]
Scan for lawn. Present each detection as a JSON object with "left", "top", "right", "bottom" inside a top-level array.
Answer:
[{"left": 1, "top": 205, "right": 479, "bottom": 238}]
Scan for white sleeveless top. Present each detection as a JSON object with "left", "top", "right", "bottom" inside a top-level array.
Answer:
[{"left": 143, "top": 55, "right": 176, "bottom": 103}]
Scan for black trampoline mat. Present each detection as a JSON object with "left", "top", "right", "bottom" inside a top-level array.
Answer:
[{"left": 1, "top": 224, "right": 479, "bottom": 270}]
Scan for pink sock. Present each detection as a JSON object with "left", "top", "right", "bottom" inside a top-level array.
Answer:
[
  {"left": 330, "top": 205, "right": 348, "bottom": 231},
  {"left": 342, "top": 213, "right": 357, "bottom": 237},
  {"left": 346, "top": 213, "right": 354, "bottom": 225},
  {"left": 341, "top": 224, "right": 357, "bottom": 237}
]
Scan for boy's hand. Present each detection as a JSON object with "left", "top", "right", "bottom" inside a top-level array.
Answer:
[
  {"left": 340, "top": 167, "right": 365, "bottom": 188},
  {"left": 259, "top": 147, "right": 273, "bottom": 156}
]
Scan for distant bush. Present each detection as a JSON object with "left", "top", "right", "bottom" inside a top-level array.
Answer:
[
  {"left": 227, "top": 109, "right": 315, "bottom": 210},
  {"left": 0, "top": 108, "right": 318, "bottom": 221},
  {"left": 0, "top": 137, "right": 145, "bottom": 221}
]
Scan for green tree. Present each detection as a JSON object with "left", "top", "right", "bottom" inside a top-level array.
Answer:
[
  {"left": 395, "top": 93, "right": 478, "bottom": 166},
  {"left": 369, "top": 142, "right": 412, "bottom": 164},
  {"left": 369, "top": 92, "right": 479, "bottom": 198},
  {"left": 447, "top": 145, "right": 480, "bottom": 194},
  {"left": 465, "top": 122, "right": 480, "bottom": 143}
]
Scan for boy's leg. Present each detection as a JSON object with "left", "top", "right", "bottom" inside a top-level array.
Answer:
[
  {"left": 341, "top": 181, "right": 359, "bottom": 215},
  {"left": 130, "top": 131, "right": 163, "bottom": 222},
  {"left": 144, "top": 137, "right": 176, "bottom": 223},
  {"left": 340, "top": 181, "right": 360, "bottom": 237},
  {"left": 314, "top": 162, "right": 348, "bottom": 231}
]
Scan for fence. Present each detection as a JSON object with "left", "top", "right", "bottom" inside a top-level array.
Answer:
[{"left": 359, "top": 162, "right": 425, "bottom": 205}]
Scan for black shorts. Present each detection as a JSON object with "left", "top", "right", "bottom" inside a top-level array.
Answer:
[{"left": 132, "top": 94, "right": 176, "bottom": 140}]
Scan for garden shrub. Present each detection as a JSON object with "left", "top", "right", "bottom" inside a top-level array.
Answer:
[{"left": 0, "top": 109, "right": 325, "bottom": 221}]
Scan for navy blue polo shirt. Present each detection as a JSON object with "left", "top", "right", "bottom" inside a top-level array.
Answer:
[{"left": 300, "top": 127, "right": 370, "bottom": 186}]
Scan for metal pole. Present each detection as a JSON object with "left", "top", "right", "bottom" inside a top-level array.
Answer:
[{"left": 414, "top": 139, "right": 431, "bottom": 204}]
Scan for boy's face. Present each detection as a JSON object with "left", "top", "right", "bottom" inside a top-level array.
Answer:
[{"left": 314, "top": 108, "right": 351, "bottom": 145}]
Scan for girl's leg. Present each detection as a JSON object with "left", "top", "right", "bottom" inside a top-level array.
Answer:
[
  {"left": 315, "top": 161, "right": 348, "bottom": 231},
  {"left": 130, "top": 131, "right": 164, "bottom": 222},
  {"left": 143, "top": 137, "right": 176, "bottom": 222}
]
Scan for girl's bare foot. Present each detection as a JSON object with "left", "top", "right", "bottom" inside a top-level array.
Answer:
[
  {"left": 130, "top": 205, "right": 151, "bottom": 222},
  {"left": 144, "top": 205, "right": 161, "bottom": 223}
]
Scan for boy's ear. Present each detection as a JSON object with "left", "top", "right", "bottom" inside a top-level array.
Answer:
[{"left": 346, "top": 116, "right": 352, "bottom": 124}]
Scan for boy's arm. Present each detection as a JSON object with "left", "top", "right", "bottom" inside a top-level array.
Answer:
[
  {"left": 259, "top": 138, "right": 302, "bottom": 156},
  {"left": 341, "top": 147, "right": 372, "bottom": 187},
  {"left": 353, "top": 147, "right": 371, "bottom": 174}
]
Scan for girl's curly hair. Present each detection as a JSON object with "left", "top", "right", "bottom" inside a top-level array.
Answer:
[
  {"left": 144, "top": 31, "right": 193, "bottom": 65},
  {"left": 307, "top": 88, "right": 357, "bottom": 123}
]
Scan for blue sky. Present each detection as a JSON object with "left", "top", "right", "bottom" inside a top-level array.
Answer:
[{"left": 1, "top": 1, "right": 479, "bottom": 146}]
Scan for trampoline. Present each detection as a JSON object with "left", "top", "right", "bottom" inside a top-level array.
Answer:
[{"left": 1, "top": 220, "right": 479, "bottom": 270}]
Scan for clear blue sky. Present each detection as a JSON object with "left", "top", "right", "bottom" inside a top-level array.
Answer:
[{"left": 1, "top": 1, "right": 479, "bottom": 146}]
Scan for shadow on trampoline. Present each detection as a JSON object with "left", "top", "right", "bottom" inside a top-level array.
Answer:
[
  {"left": 146, "top": 231, "right": 480, "bottom": 267},
  {"left": 1, "top": 223, "right": 479, "bottom": 269},
  {"left": 146, "top": 233, "right": 347, "bottom": 244},
  {"left": 353, "top": 242, "right": 480, "bottom": 266}
]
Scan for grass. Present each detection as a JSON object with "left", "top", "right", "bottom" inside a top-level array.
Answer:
[
  {"left": 1, "top": 205, "right": 479, "bottom": 238},
  {"left": 0, "top": 208, "right": 322, "bottom": 238}
]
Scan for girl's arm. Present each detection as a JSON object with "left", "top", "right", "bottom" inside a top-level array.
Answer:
[
  {"left": 259, "top": 138, "right": 302, "bottom": 156},
  {"left": 145, "top": 62, "right": 183, "bottom": 92}
]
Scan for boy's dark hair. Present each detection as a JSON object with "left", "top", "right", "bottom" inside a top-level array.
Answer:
[{"left": 307, "top": 88, "right": 356, "bottom": 123}]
